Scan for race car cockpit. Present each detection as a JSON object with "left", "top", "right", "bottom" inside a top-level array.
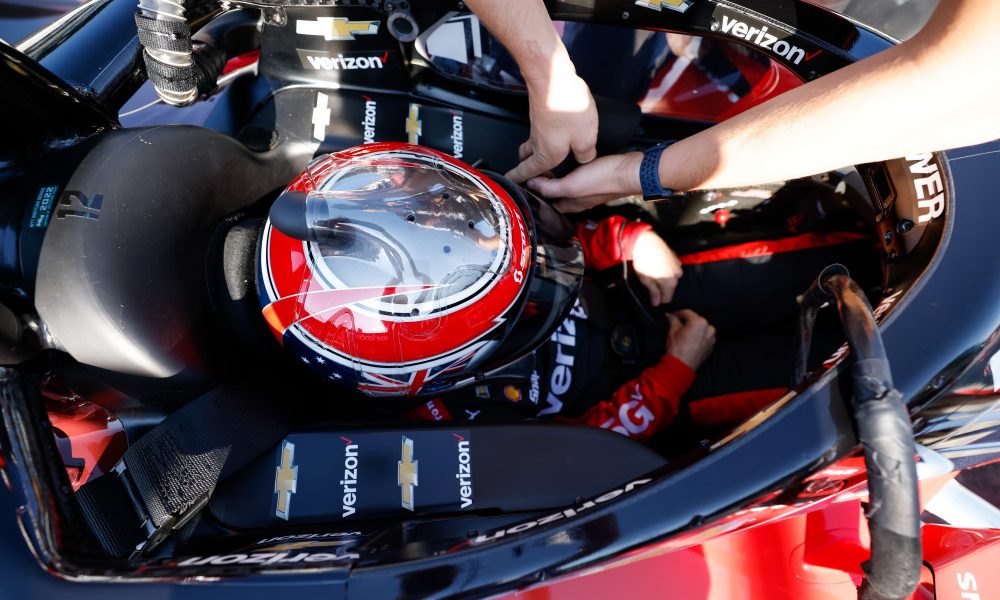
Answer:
[{"left": 0, "top": 0, "right": 956, "bottom": 596}]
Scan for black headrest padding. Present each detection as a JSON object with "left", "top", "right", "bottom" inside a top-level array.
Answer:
[{"left": 209, "top": 217, "right": 280, "bottom": 358}]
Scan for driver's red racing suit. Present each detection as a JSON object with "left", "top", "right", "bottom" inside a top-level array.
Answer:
[{"left": 406, "top": 215, "right": 867, "bottom": 441}]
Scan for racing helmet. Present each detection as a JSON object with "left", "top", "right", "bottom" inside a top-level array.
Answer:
[{"left": 258, "top": 143, "right": 584, "bottom": 397}]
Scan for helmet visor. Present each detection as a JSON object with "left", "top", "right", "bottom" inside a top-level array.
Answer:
[{"left": 299, "top": 154, "right": 515, "bottom": 319}]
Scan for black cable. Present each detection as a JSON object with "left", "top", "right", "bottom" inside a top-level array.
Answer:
[{"left": 617, "top": 218, "right": 658, "bottom": 325}]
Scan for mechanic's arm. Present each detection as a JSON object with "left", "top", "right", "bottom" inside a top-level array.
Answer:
[
  {"left": 529, "top": 0, "right": 1000, "bottom": 211},
  {"left": 576, "top": 216, "right": 683, "bottom": 306},
  {"left": 572, "top": 310, "right": 714, "bottom": 441},
  {"left": 463, "top": 0, "right": 598, "bottom": 183}
]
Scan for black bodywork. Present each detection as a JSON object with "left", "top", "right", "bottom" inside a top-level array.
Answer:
[{"left": 0, "top": 0, "right": 997, "bottom": 597}]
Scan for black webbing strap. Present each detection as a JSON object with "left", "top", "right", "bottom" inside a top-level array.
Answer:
[
  {"left": 135, "top": 25, "right": 192, "bottom": 54},
  {"left": 143, "top": 58, "right": 198, "bottom": 94},
  {"left": 76, "top": 384, "right": 297, "bottom": 558},
  {"left": 134, "top": 13, "right": 192, "bottom": 47},
  {"left": 134, "top": 12, "right": 197, "bottom": 97}
]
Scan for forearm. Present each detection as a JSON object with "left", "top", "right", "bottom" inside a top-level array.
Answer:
[
  {"left": 572, "top": 355, "right": 694, "bottom": 441},
  {"left": 660, "top": 0, "right": 1000, "bottom": 191},
  {"left": 464, "top": 0, "right": 574, "bottom": 88}
]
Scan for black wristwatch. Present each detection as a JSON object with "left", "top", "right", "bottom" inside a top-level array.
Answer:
[{"left": 639, "top": 142, "right": 675, "bottom": 201}]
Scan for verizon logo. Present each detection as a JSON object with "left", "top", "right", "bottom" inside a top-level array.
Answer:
[
  {"left": 537, "top": 300, "right": 587, "bottom": 417},
  {"left": 714, "top": 15, "right": 820, "bottom": 65},
  {"left": 454, "top": 434, "right": 473, "bottom": 509},
  {"left": 362, "top": 97, "right": 377, "bottom": 144},
  {"left": 340, "top": 438, "right": 360, "bottom": 518},
  {"left": 450, "top": 113, "right": 464, "bottom": 159},
  {"left": 298, "top": 49, "right": 388, "bottom": 71}
]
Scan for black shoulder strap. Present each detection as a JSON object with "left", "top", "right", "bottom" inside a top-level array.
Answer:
[{"left": 76, "top": 384, "right": 296, "bottom": 558}]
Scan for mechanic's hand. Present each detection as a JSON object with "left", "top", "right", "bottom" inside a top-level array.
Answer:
[
  {"left": 632, "top": 229, "right": 683, "bottom": 307},
  {"left": 665, "top": 309, "right": 716, "bottom": 371},
  {"left": 505, "top": 71, "right": 599, "bottom": 184},
  {"left": 526, "top": 151, "right": 643, "bottom": 213}
]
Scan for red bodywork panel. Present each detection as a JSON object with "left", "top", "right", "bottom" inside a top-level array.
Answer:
[
  {"left": 506, "top": 454, "right": 981, "bottom": 599},
  {"left": 640, "top": 38, "right": 802, "bottom": 123},
  {"left": 43, "top": 375, "right": 127, "bottom": 491},
  {"left": 922, "top": 525, "right": 1000, "bottom": 600}
]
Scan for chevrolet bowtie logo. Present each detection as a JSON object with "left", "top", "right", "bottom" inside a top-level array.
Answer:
[
  {"left": 405, "top": 104, "right": 422, "bottom": 145},
  {"left": 398, "top": 435, "right": 418, "bottom": 511},
  {"left": 635, "top": 0, "right": 694, "bottom": 12},
  {"left": 296, "top": 17, "right": 380, "bottom": 41},
  {"left": 274, "top": 440, "right": 298, "bottom": 520},
  {"left": 312, "top": 92, "right": 331, "bottom": 141}
]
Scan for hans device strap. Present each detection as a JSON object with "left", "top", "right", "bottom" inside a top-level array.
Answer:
[
  {"left": 639, "top": 142, "right": 675, "bottom": 201},
  {"left": 76, "top": 385, "right": 296, "bottom": 558}
]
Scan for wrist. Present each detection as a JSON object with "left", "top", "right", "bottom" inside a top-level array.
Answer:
[
  {"left": 664, "top": 352, "right": 697, "bottom": 373},
  {"left": 621, "top": 221, "right": 654, "bottom": 261},
  {"left": 616, "top": 152, "right": 645, "bottom": 196},
  {"left": 656, "top": 142, "right": 684, "bottom": 193},
  {"left": 652, "top": 354, "right": 696, "bottom": 396},
  {"left": 520, "top": 37, "right": 574, "bottom": 87},
  {"left": 639, "top": 142, "right": 677, "bottom": 200}
]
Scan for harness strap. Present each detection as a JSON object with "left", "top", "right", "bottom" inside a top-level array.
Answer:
[{"left": 76, "top": 384, "right": 296, "bottom": 558}]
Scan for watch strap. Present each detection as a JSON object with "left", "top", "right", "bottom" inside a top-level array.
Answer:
[{"left": 640, "top": 142, "right": 674, "bottom": 201}]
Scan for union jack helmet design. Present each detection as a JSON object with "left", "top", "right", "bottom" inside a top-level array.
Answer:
[{"left": 258, "top": 143, "right": 583, "bottom": 397}]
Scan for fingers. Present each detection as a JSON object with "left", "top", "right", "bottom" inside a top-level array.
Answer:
[
  {"left": 525, "top": 175, "right": 563, "bottom": 198},
  {"left": 648, "top": 285, "right": 661, "bottom": 308},
  {"left": 510, "top": 135, "right": 571, "bottom": 183},
  {"left": 703, "top": 324, "right": 718, "bottom": 356},
  {"left": 518, "top": 140, "right": 534, "bottom": 162},
  {"left": 639, "top": 274, "right": 679, "bottom": 308},
  {"left": 572, "top": 142, "right": 597, "bottom": 165},
  {"left": 638, "top": 274, "right": 661, "bottom": 307},
  {"left": 526, "top": 155, "right": 612, "bottom": 198},
  {"left": 657, "top": 276, "right": 678, "bottom": 305},
  {"left": 526, "top": 154, "right": 635, "bottom": 213},
  {"left": 506, "top": 151, "right": 551, "bottom": 184},
  {"left": 665, "top": 312, "right": 681, "bottom": 333},
  {"left": 668, "top": 251, "right": 684, "bottom": 279},
  {"left": 526, "top": 170, "right": 593, "bottom": 201},
  {"left": 672, "top": 308, "right": 701, "bottom": 324}
]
